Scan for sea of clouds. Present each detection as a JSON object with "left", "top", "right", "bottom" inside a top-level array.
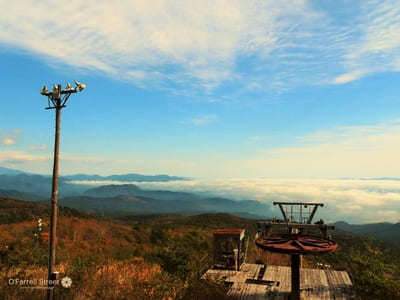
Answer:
[{"left": 71, "top": 178, "right": 400, "bottom": 224}]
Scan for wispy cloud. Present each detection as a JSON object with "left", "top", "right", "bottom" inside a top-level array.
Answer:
[
  {"left": 248, "top": 136, "right": 264, "bottom": 142},
  {"left": 5, "top": 119, "right": 400, "bottom": 180},
  {"left": 147, "top": 118, "right": 400, "bottom": 179},
  {"left": 1, "top": 137, "right": 16, "bottom": 146},
  {"left": 235, "top": 119, "right": 400, "bottom": 178},
  {"left": 185, "top": 114, "right": 218, "bottom": 126},
  {"left": 295, "top": 120, "right": 400, "bottom": 145},
  {"left": 158, "top": 160, "right": 198, "bottom": 169},
  {"left": 1, "top": 0, "right": 279, "bottom": 90},
  {"left": 28, "top": 144, "right": 47, "bottom": 151},
  {"left": 333, "top": 0, "right": 400, "bottom": 84},
  {"left": 4, "top": 1, "right": 397, "bottom": 94},
  {"left": 60, "top": 153, "right": 125, "bottom": 165},
  {"left": 60, "top": 118, "right": 400, "bottom": 179},
  {"left": 333, "top": 70, "right": 366, "bottom": 84},
  {"left": 0, "top": 151, "right": 130, "bottom": 175},
  {"left": 0, "top": 150, "right": 47, "bottom": 164},
  {"left": 0, "top": 129, "right": 23, "bottom": 146},
  {"left": 10, "top": 129, "right": 23, "bottom": 136}
]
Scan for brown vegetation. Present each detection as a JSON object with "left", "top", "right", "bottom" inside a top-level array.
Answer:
[{"left": 0, "top": 201, "right": 399, "bottom": 299}]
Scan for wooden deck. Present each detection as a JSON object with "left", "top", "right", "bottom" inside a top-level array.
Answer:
[{"left": 202, "top": 264, "right": 355, "bottom": 299}]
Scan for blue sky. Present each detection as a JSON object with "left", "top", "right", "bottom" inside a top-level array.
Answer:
[{"left": 1, "top": 0, "right": 400, "bottom": 178}]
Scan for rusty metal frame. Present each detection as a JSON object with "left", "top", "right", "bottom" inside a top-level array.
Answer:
[
  {"left": 273, "top": 202, "right": 324, "bottom": 224},
  {"left": 256, "top": 202, "right": 336, "bottom": 300}
]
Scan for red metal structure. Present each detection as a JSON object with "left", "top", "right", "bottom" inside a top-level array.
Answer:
[
  {"left": 255, "top": 234, "right": 338, "bottom": 254},
  {"left": 255, "top": 202, "right": 338, "bottom": 300}
]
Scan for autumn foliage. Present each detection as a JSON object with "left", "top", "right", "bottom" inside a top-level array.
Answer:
[{"left": 1, "top": 199, "right": 399, "bottom": 299}]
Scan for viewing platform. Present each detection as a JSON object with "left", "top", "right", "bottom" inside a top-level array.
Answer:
[{"left": 202, "top": 263, "right": 355, "bottom": 299}]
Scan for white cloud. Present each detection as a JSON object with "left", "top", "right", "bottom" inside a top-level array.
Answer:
[
  {"left": 0, "top": 0, "right": 269, "bottom": 88},
  {"left": 60, "top": 153, "right": 124, "bottom": 164},
  {"left": 72, "top": 177, "right": 400, "bottom": 223},
  {"left": 332, "top": 0, "right": 400, "bottom": 83},
  {"left": 2, "top": 1, "right": 398, "bottom": 91},
  {"left": 295, "top": 120, "right": 400, "bottom": 145},
  {"left": 28, "top": 144, "right": 47, "bottom": 151},
  {"left": 0, "top": 150, "right": 47, "bottom": 163},
  {"left": 158, "top": 160, "right": 197, "bottom": 169},
  {"left": 63, "top": 118, "right": 400, "bottom": 179},
  {"left": 0, "top": 129, "right": 23, "bottom": 146},
  {"left": 13, "top": 118, "right": 400, "bottom": 181},
  {"left": 1, "top": 0, "right": 399, "bottom": 93},
  {"left": 1, "top": 137, "right": 16, "bottom": 146},
  {"left": 0, "top": 0, "right": 350, "bottom": 93},
  {"left": 249, "top": 136, "right": 264, "bottom": 142},
  {"left": 108, "top": 118, "right": 400, "bottom": 179},
  {"left": 333, "top": 70, "right": 365, "bottom": 84},
  {"left": 11, "top": 129, "right": 23, "bottom": 136},
  {"left": 221, "top": 119, "right": 400, "bottom": 179},
  {"left": 185, "top": 114, "right": 218, "bottom": 126}
]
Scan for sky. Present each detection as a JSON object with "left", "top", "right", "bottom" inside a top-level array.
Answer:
[{"left": 1, "top": 0, "right": 400, "bottom": 179}]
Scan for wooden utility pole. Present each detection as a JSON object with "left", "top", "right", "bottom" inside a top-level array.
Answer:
[
  {"left": 40, "top": 82, "right": 85, "bottom": 300},
  {"left": 47, "top": 88, "right": 61, "bottom": 300}
]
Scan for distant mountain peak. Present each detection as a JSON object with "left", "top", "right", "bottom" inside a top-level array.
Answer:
[
  {"left": 64, "top": 173, "right": 188, "bottom": 182},
  {"left": 0, "top": 166, "right": 27, "bottom": 175}
]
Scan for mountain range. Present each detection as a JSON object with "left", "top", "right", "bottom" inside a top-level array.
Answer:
[
  {"left": 1, "top": 166, "right": 400, "bottom": 239},
  {"left": 0, "top": 173, "right": 87, "bottom": 197},
  {"left": 85, "top": 184, "right": 201, "bottom": 200},
  {"left": 0, "top": 166, "right": 187, "bottom": 182},
  {"left": 0, "top": 166, "right": 27, "bottom": 175},
  {"left": 0, "top": 167, "right": 187, "bottom": 197},
  {"left": 59, "top": 194, "right": 270, "bottom": 217},
  {"left": 334, "top": 221, "right": 400, "bottom": 245},
  {"left": 63, "top": 173, "right": 188, "bottom": 182},
  {"left": 0, "top": 167, "right": 271, "bottom": 218}
]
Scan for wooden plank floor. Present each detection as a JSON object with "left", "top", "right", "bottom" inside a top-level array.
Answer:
[
  {"left": 262, "top": 266, "right": 354, "bottom": 300},
  {"left": 202, "top": 264, "right": 354, "bottom": 299},
  {"left": 202, "top": 263, "right": 262, "bottom": 283}
]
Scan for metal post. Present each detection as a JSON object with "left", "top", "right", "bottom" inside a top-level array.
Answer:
[
  {"left": 277, "top": 204, "right": 289, "bottom": 223},
  {"left": 233, "top": 249, "right": 238, "bottom": 271},
  {"left": 291, "top": 254, "right": 301, "bottom": 300},
  {"left": 47, "top": 91, "right": 61, "bottom": 300}
]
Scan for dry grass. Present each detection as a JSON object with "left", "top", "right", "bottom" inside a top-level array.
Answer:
[
  {"left": 0, "top": 215, "right": 234, "bottom": 299},
  {"left": 0, "top": 259, "right": 177, "bottom": 300},
  {"left": 69, "top": 258, "right": 175, "bottom": 300}
]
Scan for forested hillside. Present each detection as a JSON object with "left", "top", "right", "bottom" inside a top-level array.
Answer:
[
  {"left": 334, "top": 221, "right": 400, "bottom": 245},
  {"left": 0, "top": 198, "right": 399, "bottom": 299}
]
